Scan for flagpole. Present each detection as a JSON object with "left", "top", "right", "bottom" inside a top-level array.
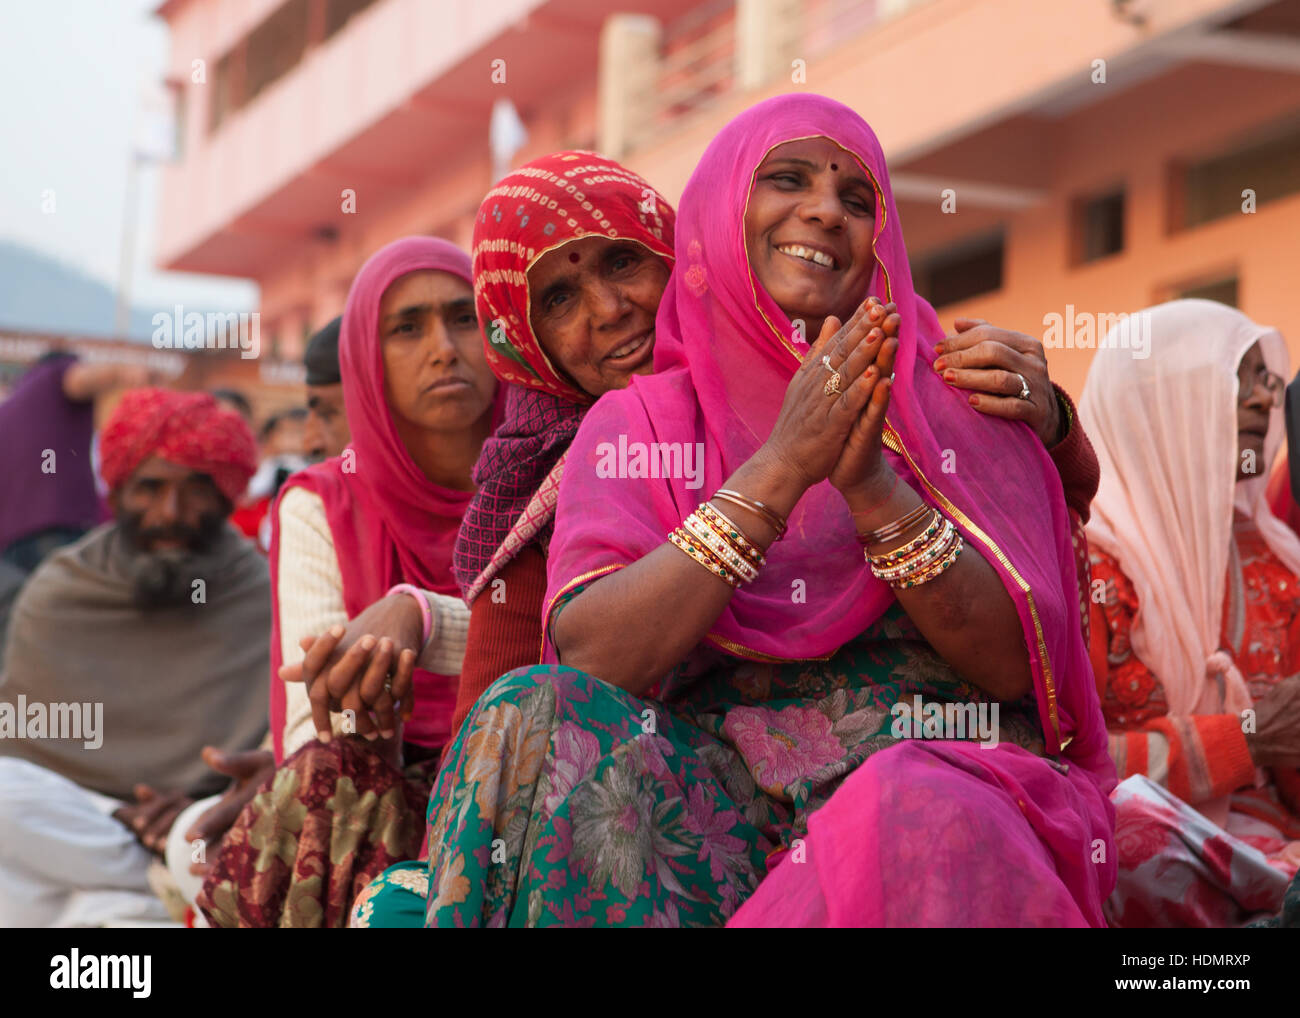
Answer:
[{"left": 114, "top": 150, "right": 142, "bottom": 339}]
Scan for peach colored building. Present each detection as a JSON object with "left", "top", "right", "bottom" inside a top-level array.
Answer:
[{"left": 155, "top": 0, "right": 1300, "bottom": 398}]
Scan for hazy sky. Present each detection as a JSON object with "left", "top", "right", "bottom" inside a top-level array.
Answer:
[{"left": 0, "top": 0, "right": 257, "bottom": 314}]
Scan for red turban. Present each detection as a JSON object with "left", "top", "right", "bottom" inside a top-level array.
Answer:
[{"left": 100, "top": 388, "right": 258, "bottom": 503}]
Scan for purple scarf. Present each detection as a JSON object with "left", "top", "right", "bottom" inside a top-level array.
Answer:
[{"left": 451, "top": 385, "right": 581, "bottom": 599}]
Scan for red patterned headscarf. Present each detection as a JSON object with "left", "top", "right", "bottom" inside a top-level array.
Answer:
[
  {"left": 100, "top": 387, "right": 257, "bottom": 503},
  {"left": 452, "top": 152, "right": 676, "bottom": 599},
  {"left": 472, "top": 150, "right": 675, "bottom": 402}
]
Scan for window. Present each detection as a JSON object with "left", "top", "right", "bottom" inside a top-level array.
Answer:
[
  {"left": 245, "top": 0, "right": 311, "bottom": 104},
  {"left": 1072, "top": 188, "right": 1124, "bottom": 264},
  {"left": 209, "top": 48, "right": 241, "bottom": 133},
  {"left": 326, "top": 0, "right": 381, "bottom": 38},
  {"left": 170, "top": 83, "right": 186, "bottom": 160},
  {"left": 1174, "top": 123, "right": 1300, "bottom": 230},
  {"left": 1175, "top": 276, "right": 1239, "bottom": 308},
  {"left": 911, "top": 231, "right": 1005, "bottom": 308}
]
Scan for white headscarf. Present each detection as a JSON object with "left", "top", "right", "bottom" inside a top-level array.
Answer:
[{"left": 1081, "top": 299, "right": 1300, "bottom": 717}]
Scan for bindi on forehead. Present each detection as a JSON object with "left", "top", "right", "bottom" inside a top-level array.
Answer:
[{"left": 569, "top": 251, "right": 581, "bottom": 264}]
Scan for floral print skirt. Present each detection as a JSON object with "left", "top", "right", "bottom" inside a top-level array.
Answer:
[
  {"left": 196, "top": 737, "right": 434, "bottom": 928},
  {"left": 1107, "top": 774, "right": 1299, "bottom": 927},
  {"left": 394, "top": 608, "right": 1046, "bottom": 927}
]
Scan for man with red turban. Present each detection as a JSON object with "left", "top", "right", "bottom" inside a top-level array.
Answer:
[{"left": 0, "top": 389, "right": 273, "bottom": 927}]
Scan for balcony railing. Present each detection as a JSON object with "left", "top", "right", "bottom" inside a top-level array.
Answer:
[
  {"left": 609, "top": 0, "right": 935, "bottom": 158},
  {"left": 623, "top": 0, "right": 738, "bottom": 153}
]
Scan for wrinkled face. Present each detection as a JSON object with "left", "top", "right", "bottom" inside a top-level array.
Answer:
[
  {"left": 1236, "top": 341, "right": 1279, "bottom": 480},
  {"left": 112, "top": 456, "right": 230, "bottom": 609},
  {"left": 744, "top": 137, "right": 879, "bottom": 339},
  {"left": 112, "top": 456, "right": 228, "bottom": 555},
  {"left": 378, "top": 270, "right": 495, "bottom": 434},
  {"left": 304, "top": 383, "right": 350, "bottom": 461},
  {"left": 527, "top": 236, "right": 671, "bottom": 398}
]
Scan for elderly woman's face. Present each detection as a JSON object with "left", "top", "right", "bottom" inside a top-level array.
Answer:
[
  {"left": 745, "top": 137, "right": 878, "bottom": 339},
  {"left": 379, "top": 269, "right": 496, "bottom": 434},
  {"left": 527, "top": 236, "right": 670, "bottom": 398},
  {"left": 1236, "top": 340, "right": 1277, "bottom": 480}
]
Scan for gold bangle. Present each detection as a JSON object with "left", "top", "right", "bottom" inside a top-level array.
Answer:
[
  {"left": 859, "top": 502, "right": 930, "bottom": 545},
  {"left": 669, "top": 528, "right": 740, "bottom": 588},
  {"left": 699, "top": 502, "right": 765, "bottom": 566},
  {"left": 895, "top": 536, "right": 964, "bottom": 589},
  {"left": 865, "top": 510, "right": 942, "bottom": 560},
  {"left": 684, "top": 513, "right": 760, "bottom": 584},
  {"left": 713, "top": 489, "right": 788, "bottom": 539},
  {"left": 871, "top": 522, "right": 957, "bottom": 580}
]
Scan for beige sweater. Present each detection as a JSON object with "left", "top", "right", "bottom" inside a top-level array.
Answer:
[{"left": 276, "top": 485, "right": 469, "bottom": 757}]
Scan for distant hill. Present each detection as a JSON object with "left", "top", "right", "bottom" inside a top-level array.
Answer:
[{"left": 0, "top": 239, "right": 243, "bottom": 342}]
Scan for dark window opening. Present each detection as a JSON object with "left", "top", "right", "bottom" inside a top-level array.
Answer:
[
  {"left": 326, "top": 0, "right": 381, "bottom": 38},
  {"left": 1175, "top": 276, "right": 1239, "bottom": 308},
  {"left": 912, "top": 232, "right": 1005, "bottom": 308},
  {"left": 1073, "top": 189, "right": 1125, "bottom": 264},
  {"left": 1174, "top": 124, "right": 1300, "bottom": 230}
]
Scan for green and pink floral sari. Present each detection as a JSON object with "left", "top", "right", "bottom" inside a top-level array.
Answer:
[{"left": 405, "top": 604, "right": 1045, "bottom": 927}]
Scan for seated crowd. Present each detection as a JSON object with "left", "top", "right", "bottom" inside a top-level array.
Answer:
[{"left": 1, "top": 93, "right": 1298, "bottom": 928}]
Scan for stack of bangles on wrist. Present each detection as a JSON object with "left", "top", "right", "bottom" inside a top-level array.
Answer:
[
  {"left": 669, "top": 495, "right": 782, "bottom": 588},
  {"left": 860, "top": 505, "right": 964, "bottom": 589}
]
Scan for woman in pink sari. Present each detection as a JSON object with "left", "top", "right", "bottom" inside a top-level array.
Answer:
[{"left": 422, "top": 94, "right": 1115, "bottom": 927}]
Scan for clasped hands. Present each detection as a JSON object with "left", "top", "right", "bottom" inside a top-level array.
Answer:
[{"left": 280, "top": 592, "right": 425, "bottom": 743}]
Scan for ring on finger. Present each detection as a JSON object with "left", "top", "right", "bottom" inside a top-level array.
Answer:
[
  {"left": 1013, "top": 372, "right": 1031, "bottom": 401},
  {"left": 821, "top": 356, "right": 843, "bottom": 397}
]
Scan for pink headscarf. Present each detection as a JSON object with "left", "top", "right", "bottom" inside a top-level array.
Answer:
[
  {"left": 268, "top": 236, "right": 499, "bottom": 760},
  {"left": 1081, "top": 299, "right": 1300, "bottom": 717},
  {"left": 544, "top": 94, "right": 1110, "bottom": 774}
]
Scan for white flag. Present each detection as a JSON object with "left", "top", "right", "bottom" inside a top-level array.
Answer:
[{"left": 490, "top": 98, "right": 529, "bottom": 180}]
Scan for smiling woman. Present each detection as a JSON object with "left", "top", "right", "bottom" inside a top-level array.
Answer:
[
  {"left": 745, "top": 137, "right": 878, "bottom": 339},
  {"left": 444, "top": 150, "right": 677, "bottom": 735},
  {"left": 526, "top": 237, "right": 669, "bottom": 395},
  {"left": 417, "top": 95, "right": 1118, "bottom": 929}
]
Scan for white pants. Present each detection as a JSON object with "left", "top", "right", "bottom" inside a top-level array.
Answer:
[{"left": 0, "top": 757, "right": 169, "bottom": 927}]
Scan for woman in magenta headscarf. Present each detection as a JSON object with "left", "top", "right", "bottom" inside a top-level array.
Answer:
[
  {"left": 195, "top": 237, "right": 500, "bottom": 927},
  {"left": 418, "top": 94, "right": 1115, "bottom": 928},
  {"left": 421, "top": 97, "right": 1112, "bottom": 930}
]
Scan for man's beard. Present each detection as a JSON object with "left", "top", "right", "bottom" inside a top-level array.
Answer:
[{"left": 117, "top": 510, "right": 229, "bottom": 610}]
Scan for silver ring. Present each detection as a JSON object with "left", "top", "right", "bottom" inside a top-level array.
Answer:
[{"left": 1014, "top": 372, "right": 1031, "bottom": 401}]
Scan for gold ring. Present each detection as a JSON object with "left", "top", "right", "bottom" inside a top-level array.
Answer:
[{"left": 822, "top": 355, "right": 842, "bottom": 397}]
